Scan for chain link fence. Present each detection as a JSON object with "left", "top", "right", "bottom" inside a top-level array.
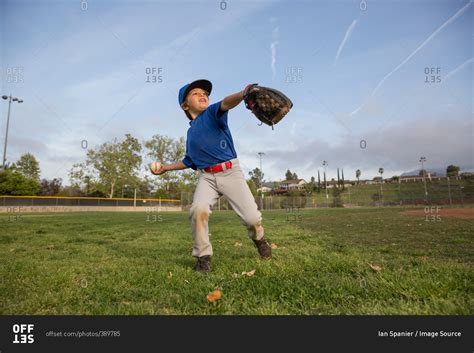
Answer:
[
  {"left": 181, "top": 179, "right": 474, "bottom": 210},
  {"left": 1, "top": 179, "right": 472, "bottom": 212}
]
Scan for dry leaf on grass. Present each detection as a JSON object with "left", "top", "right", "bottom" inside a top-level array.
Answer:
[
  {"left": 168, "top": 272, "right": 173, "bottom": 278},
  {"left": 234, "top": 242, "right": 242, "bottom": 247},
  {"left": 368, "top": 263, "right": 382, "bottom": 272},
  {"left": 241, "top": 269, "right": 256, "bottom": 277},
  {"left": 271, "top": 243, "right": 278, "bottom": 249},
  {"left": 207, "top": 289, "right": 222, "bottom": 303}
]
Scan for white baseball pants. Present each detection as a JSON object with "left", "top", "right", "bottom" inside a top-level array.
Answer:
[{"left": 189, "top": 158, "right": 264, "bottom": 257}]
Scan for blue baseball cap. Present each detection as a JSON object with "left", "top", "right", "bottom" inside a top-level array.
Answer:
[{"left": 178, "top": 79, "right": 212, "bottom": 106}]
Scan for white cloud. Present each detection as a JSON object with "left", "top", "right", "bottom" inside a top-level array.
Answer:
[
  {"left": 444, "top": 57, "right": 474, "bottom": 81},
  {"left": 349, "top": 0, "right": 473, "bottom": 117},
  {"left": 334, "top": 19, "right": 359, "bottom": 66},
  {"left": 271, "top": 26, "right": 279, "bottom": 80},
  {"left": 237, "top": 114, "right": 473, "bottom": 181}
]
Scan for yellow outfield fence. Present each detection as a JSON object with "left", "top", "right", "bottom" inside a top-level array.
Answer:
[{"left": 0, "top": 195, "right": 181, "bottom": 208}]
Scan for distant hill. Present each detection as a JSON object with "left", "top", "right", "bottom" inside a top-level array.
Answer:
[{"left": 401, "top": 165, "right": 474, "bottom": 177}]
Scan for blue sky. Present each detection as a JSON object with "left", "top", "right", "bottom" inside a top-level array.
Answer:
[{"left": 1, "top": 0, "right": 473, "bottom": 183}]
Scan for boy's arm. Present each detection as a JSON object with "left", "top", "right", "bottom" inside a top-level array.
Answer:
[
  {"left": 220, "top": 84, "right": 255, "bottom": 112},
  {"left": 155, "top": 161, "right": 188, "bottom": 175}
]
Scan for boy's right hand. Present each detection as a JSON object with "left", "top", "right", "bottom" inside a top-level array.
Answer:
[
  {"left": 150, "top": 163, "right": 168, "bottom": 175},
  {"left": 155, "top": 165, "right": 168, "bottom": 175}
]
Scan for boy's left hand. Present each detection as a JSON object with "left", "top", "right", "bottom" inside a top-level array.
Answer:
[{"left": 243, "top": 83, "right": 258, "bottom": 97}]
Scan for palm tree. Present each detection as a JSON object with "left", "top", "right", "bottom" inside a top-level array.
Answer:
[
  {"left": 356, "top": 169, "right": 361, "bottom": 184},
  {"left": 378, "top": 168, "right": 384, "bottom": 180}
]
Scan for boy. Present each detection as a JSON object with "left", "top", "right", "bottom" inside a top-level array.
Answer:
[{"left": 155, "top": 79, "right": 272, "bottom": 273}]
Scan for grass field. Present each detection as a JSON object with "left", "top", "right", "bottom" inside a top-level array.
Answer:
[{"left": 1, "top": 207, "right": 473, "bottom": 315}]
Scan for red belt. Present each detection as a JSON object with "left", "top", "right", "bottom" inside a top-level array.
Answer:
[{"left": 203, "top": 161, "right": 233, "bottom": 173}]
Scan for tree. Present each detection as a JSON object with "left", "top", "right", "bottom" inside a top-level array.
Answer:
[
  {"left": 292, "top": 172, "right": 298, "bottom": 180},
  {"left": 39, "top": 178, "right": 62, "bottom": 196},
  {"left": 332, "top": 187, "right": 343, "bottom": 207},
  {"left": 57, "top": 185, "right": 84, "bottom": 197},
  {"left": 69, "top": 134, "right": 142, "bottom": 198},
  {"left": 356, "top": 169, "right": 361, "bottom": 184},
  {"left": 247, "top": 179, "right": 257, "bottom": 197},
  {"left": 249, "top": 168, "right": 264, "bottom": 188},
  {"left": 317, "top": 170, "right": 321, "bottom": 189},
  {"left": 145, "top": 134, "right": 198, "bottom": 198},
  {"left": 446, "top": 165, "right": 460, "bottom": 177},
  {"left": 302, "top": 176, "right": 317, "bottom": 195},
  {"left": 285, "top": 169, "right": 293, "bottom": 180},
  {"left": 145, "top": 134, "right": 174, "bottom": 162},
  {"left": 11, "top": 153, "right": 40, "bottom": 180},
  {"left": 0, "top": 169, "right": 40, "bottom": 195}
]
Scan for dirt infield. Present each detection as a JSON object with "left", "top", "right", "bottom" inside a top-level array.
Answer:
[{"left": 401, "top": 207, "right": 474, "bottom": 219}]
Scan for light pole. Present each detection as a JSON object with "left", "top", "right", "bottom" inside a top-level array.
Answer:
[
  {"left": 2, "top": 94, "right": 24, "bottom": 169},
  {"left": 323, "top": 160, "right": 328, "bottom": 206},
  {"left": 378, "top": 167, "right": 384, "bottom": 205},
  {"left": 258, "top": 152, "right": 265, "bottom": 210},
  {"left": 419, "top": 157, "right": 428, "bottom": 202},
  {"left": 258, "top": 152, "right": 265, "bottom": 186}
]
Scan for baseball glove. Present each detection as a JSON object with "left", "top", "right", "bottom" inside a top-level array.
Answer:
[{"left": 243, "top": 85, "right": 293, "bottom": 129}]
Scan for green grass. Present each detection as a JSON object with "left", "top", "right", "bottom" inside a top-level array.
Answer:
[
  {"left": 0, "top": 208, "right": 472, "bottom": 315},
  {"left": 304, "top": 179, "right": 474, "bottom": 207}
]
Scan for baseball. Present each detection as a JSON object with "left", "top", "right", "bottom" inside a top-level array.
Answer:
[{"left": 150, "top": 161, "right": 162, "bottom": 175}]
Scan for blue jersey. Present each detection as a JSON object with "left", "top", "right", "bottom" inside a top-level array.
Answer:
[{"left": 182, "top": 101, "right": 237, "bottom": 170}]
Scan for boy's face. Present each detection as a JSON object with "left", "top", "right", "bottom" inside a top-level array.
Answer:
[{"left": 182, "top": 88, "right": 209, "bottom": 114}]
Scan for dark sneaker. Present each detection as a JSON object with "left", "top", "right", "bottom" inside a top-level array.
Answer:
[
  {"left": 253, "top": 237, "right": 272, "bottom": 259},
  {"left": 194, "top": 255, "right": 211, "bottom": 273}
]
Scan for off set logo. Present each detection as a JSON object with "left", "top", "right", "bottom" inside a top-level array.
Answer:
[{"left": 13, "top": 324, "right": 35, "bottom": 344}]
